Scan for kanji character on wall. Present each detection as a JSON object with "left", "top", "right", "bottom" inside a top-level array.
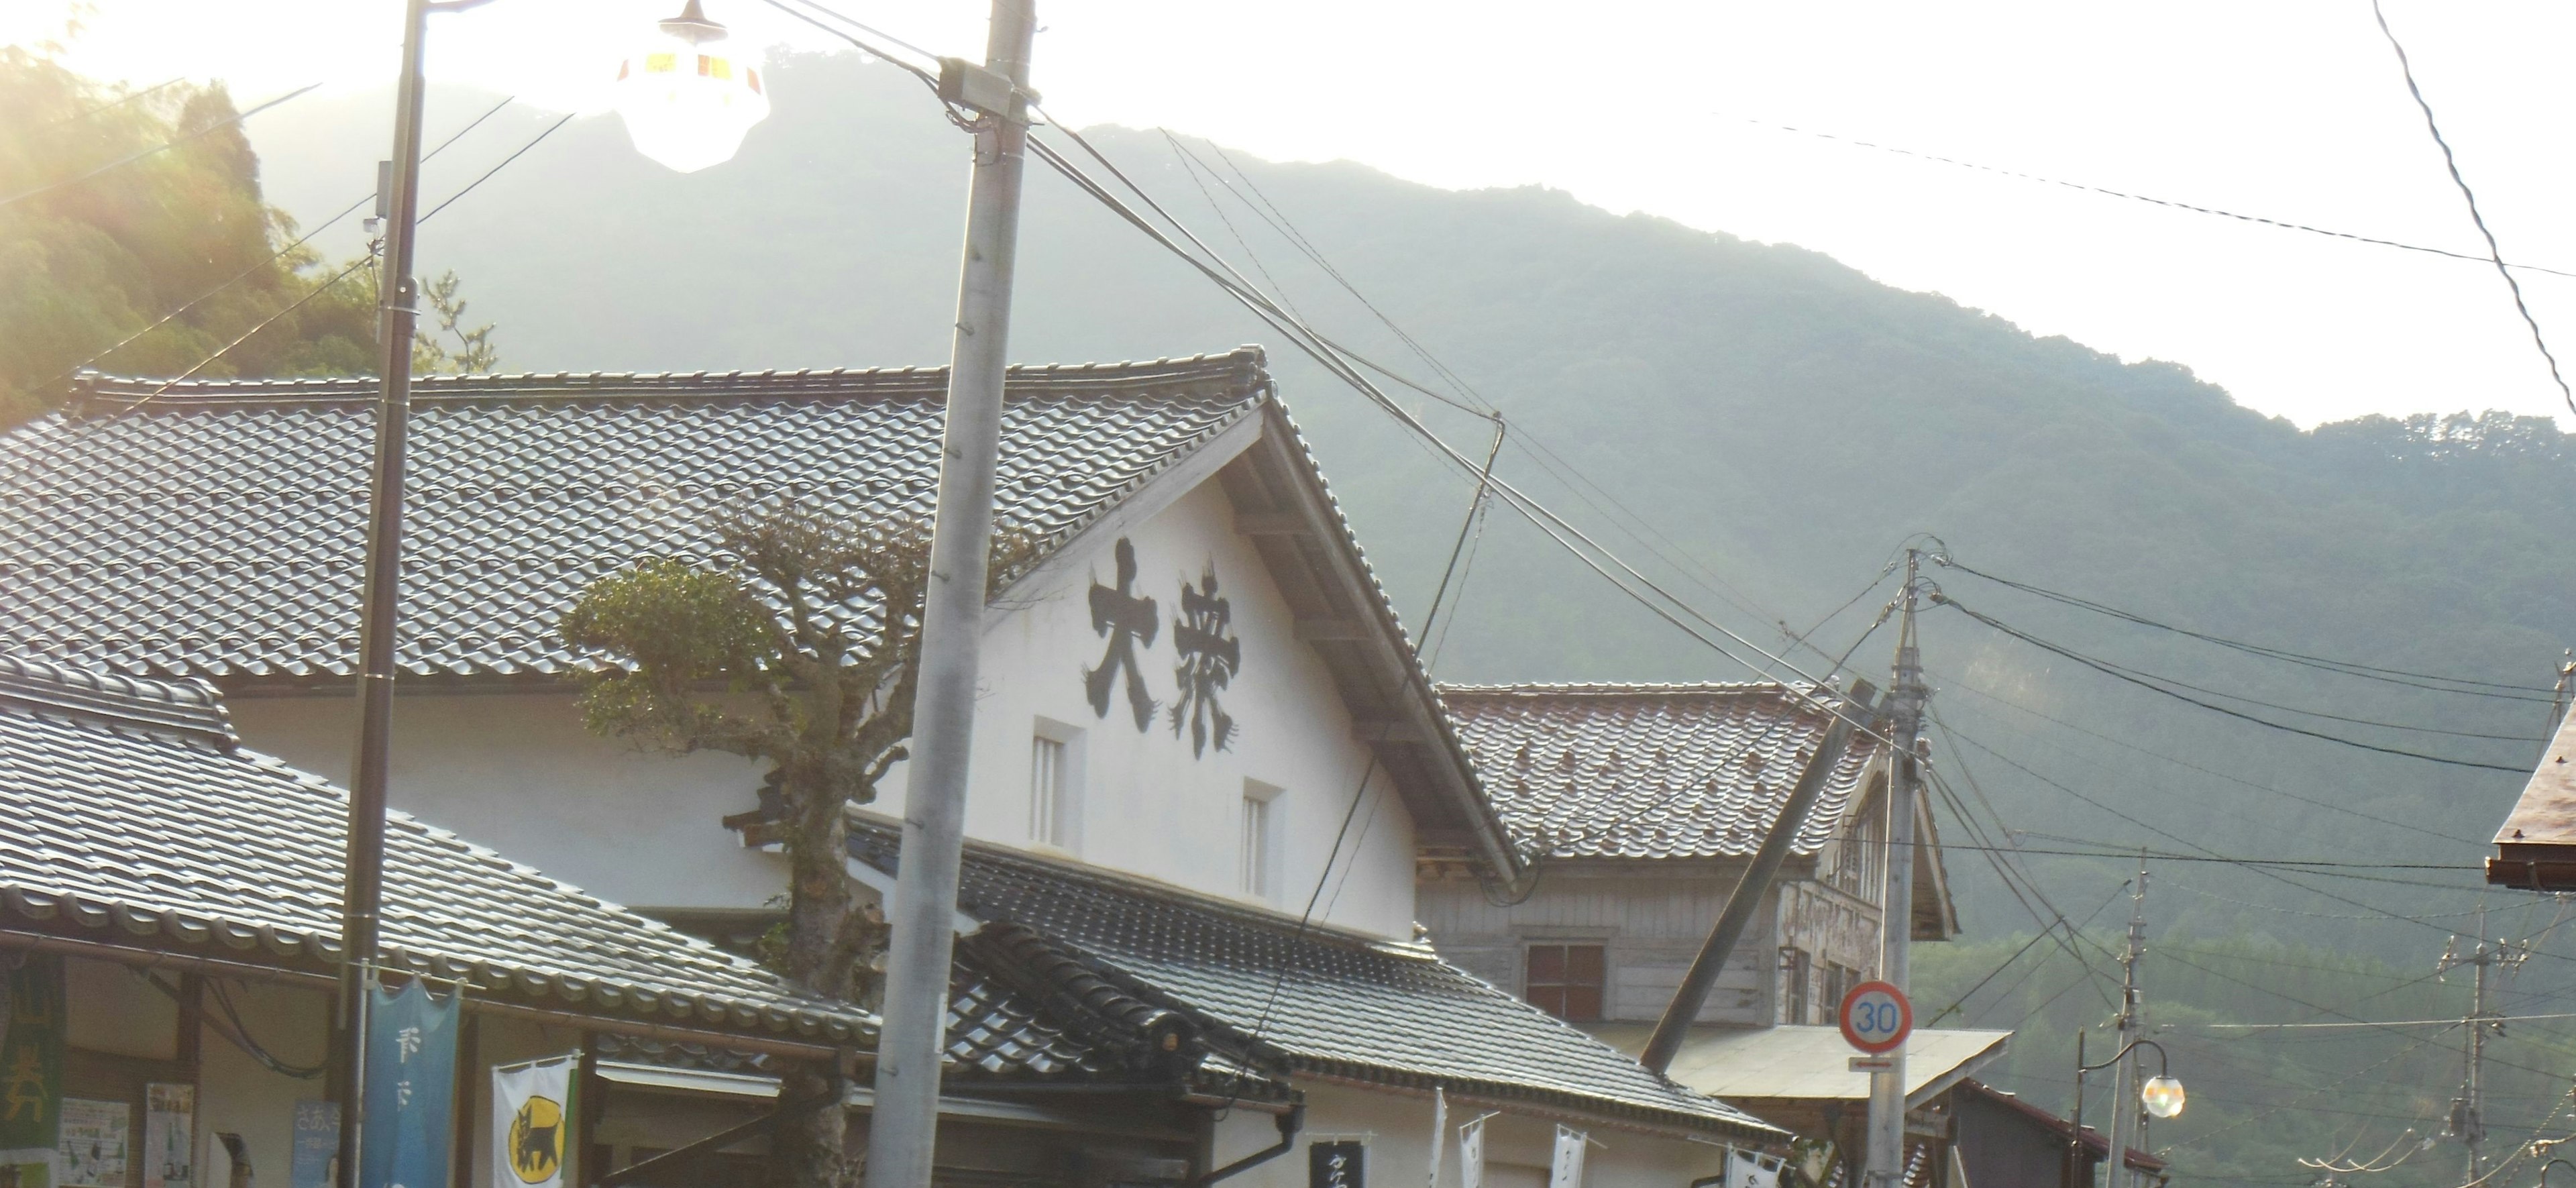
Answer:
[
  {"left": 1171, "top": 562, "right": 1241, "bottom": 757},
  {"left": 1084, "top": 538, "right": 1161, "bottom": 731}
]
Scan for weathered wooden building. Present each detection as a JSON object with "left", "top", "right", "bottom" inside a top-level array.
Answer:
[
  {"left": 2489, "top": 707, "right": 2576, "bottom": 889},
  {"left": 1417, "top": 683, "right": 1957, "bottom": 1030}
]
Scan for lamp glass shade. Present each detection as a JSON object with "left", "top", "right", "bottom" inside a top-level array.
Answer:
[
  {"left": 2141, "top": 1075, "right": 2186, "bottom": 1118},
  {"left": 612, "top": 19, "right": 770, "bottom": 173}
]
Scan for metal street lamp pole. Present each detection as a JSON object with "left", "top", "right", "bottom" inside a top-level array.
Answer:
[
  {"left": 864, "top": 2, "right": 1038, "bottom": 1186},
  {"left": 2070, "top": 1036, "right": 2186, "bottom": 1188},
  {"left": 333, "top": 0, "right": 443, "bottom": 1181}
]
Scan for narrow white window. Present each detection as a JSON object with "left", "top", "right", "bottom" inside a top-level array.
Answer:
[
  {"left": 1240, "top": 780, "right": 1283, "bottom": 900},
  {"left": 1030, "top": 735, "right": 1069, "bottom": 848}
]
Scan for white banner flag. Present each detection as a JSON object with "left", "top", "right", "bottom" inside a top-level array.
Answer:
[
  {"left": 1549, "top": 1126, "right": 1589, "bottom": 1188},
  {"left": 1458, "top": 1115, "right": 1487, "bottom": 1188},
  {"left": 492, "top": 1057, "right": 576, "bottom": 1188},
  {"left": 1427, "top": 1088, "right": 1448, "bottom": 1188}
]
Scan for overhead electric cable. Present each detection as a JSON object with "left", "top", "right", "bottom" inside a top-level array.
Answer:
[
  {"left": 46, "top": 76, "right": 184, "bottom": 127},
  {"left": 1025, "top": 123, "right": 1904, "bottom": 755},
  {"left": 80, "top": 113, "right": 572, "bottom": 427},
  {"left": 2369, "top": 0, "right": 2576, "bottom": 418},
  {"left": 1, "top": 82, "right": 321, "bottom": 209},
  {"left": 1931, "top": 669, "right": 2485, "bottom": 845},
  {"left": 1938, "top": 595, "right": 2532, "bottom": 771},
  {"left": 1725, "top": 113, "right": 2576, "bottom": 282},
  {"left": 33, "top": 95, "right": 521, "bottom": 397},
  {"left": 1935, "top": 556, "right": 2554, "bottom": 700}
]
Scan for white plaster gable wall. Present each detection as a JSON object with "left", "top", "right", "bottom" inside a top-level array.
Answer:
[
  {"left": 1208, "top": 1082, "right": 1732, "bottom": 1188},
  {"left": 869, "top": 478, "right": 1420, "bottom": 938},
  {"left": 226, "top": 692, "right": 785, "bottom": 912},
  {"left": 223, "top": 471, "right": 1424, "bottom": 936}
]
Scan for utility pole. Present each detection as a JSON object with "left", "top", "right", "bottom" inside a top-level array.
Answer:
[
  {"left": 2442, "top": 906, "right": 2519, "bottom": 1188},
  {"left": 1866, "top": 551, "right": 1926, "bottom": 1188},
  {"left": 333, "top": 0, "right": 433, "bottom": 1182},
  {"left": 864, "top": 3, "right": 1037, "bottom": 1187},
  {"left": 2099, "top": 859, "right": 2149, "bottom": 1188}
]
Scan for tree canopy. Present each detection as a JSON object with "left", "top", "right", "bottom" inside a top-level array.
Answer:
[{"left": 0, "top": 50, "right": 493, "bottom": 425}]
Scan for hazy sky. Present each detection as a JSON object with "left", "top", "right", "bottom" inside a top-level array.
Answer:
[{"left": 12, "top": 1, "right": 2575, "bottom": 427}]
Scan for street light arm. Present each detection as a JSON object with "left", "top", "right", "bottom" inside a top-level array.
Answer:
[{"left": 2078, "top": 1038, "right": 2171, "bottom": 1079}]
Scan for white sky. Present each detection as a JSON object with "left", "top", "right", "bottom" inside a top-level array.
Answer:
[{"left": 11, "top": 0, "right": 2576, "bottom": 427}]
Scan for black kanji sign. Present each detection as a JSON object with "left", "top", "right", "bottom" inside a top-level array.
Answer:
[
  {"left": 1309, "top": 1142, "right": 1364, "bottom": 1188},
  {"left": 1169, "top": 563, "right": 1241, "bottom": 757},
  {"left": 1084, "top": 537, "right": 1160, "bottom": 731}
]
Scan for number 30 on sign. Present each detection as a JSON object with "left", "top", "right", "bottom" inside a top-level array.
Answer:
[{"left": 1838, "top": 981, "right": 1912, "bottom": 1055}]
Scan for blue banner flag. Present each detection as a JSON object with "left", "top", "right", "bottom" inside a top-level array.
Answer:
[{"left": 359, "top": 979, "right": 458, "bottom": 1188}]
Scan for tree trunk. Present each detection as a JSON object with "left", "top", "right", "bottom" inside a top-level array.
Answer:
[{"left": 773, "top": 783, "right": 859, "bottom": 1188}]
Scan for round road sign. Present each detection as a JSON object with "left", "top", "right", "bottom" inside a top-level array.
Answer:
[{"left": 1839, "top": 980, "right": 1913, "bottom": 1055}]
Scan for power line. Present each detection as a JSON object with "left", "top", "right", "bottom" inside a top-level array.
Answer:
[
  {"left": 1937, "top": 595, "right": 2533, "bottom": 771},
  {"left": 1931, "top": 669, "right": 2485, "bottom": 847},
  {"left": 1939, "top": 596, "right": 2540, "bottom": 743},
  {"left": 46, "top": 76, "right": 184, "bottom": 128},
  {"left": 1933, "top": 556, "right": 2554, "bottom": 700},
  {"left": 1723, "top": 113, "right": 2576, "bottom": 282},
  {"left": 1024, "top": 121, "right": 1909, "bottom": 761},
  {"left": 78, "top": 111, "right": 572, "bottom": 427},
  {"left": 2368, "top": 0, "right": 2576, "bottom": 419},
  {"left": 29, "top": 95, "right": 521, "bottom": 399},
  {"left": 1, "top": 82, "right": 321, "bottom": 210}
]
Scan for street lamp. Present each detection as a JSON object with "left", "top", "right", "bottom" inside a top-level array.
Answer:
[
  {"left": 343, "top": 0, "right": 1034, "bottom": 1185},
  {"left": 336, "top": 0, "right": 774, "bottom": 1183},
  {"left": 614, "top": 0, "right": 772, "bottom": 173},
  {"left": 2068, "top": 1036, "right": 2185, "bottom": 1188}
]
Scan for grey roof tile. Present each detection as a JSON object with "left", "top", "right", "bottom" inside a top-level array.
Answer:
[
  {"left": 847, "top": 817, "right": 1777, "bottom": 1137},
  {"left": 0, "top": 657, "right": 870, "bottom": 1046},
  {"left": 2, "top": 354, "right": 1267, "bottom": 680},
  {"left": 1436, "top": 683, "right": 1880, "bottom": 861}
]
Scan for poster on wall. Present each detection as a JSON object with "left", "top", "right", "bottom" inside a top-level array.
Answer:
[
  {"left": 52, "top": 1098, "right": 125, "bottom": 1188},
  {"left": 1310, "top": 1141, "right": 1366, "bottom": 1188},
  {"left": 0, "top": 954, "right": 65, "bottom": 1187},
  {"left": 142, "top": 1085, "right": 192, "bottom": 1188},
  {"left": 288, "top": 1102, "right": 339, "bottom": 1188}
]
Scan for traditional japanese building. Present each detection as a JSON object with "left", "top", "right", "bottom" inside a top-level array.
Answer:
[
  {"left": 0, "top": 351, "right": 1781, "bottom": 1186},
  {"left": 1414, "top": 684, "right": 1976, "bottom": 1184}
]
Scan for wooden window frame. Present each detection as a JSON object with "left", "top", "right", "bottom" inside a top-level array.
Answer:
[{"left": 1524, "top": 942, "right": 1607, "bottom": 1022}]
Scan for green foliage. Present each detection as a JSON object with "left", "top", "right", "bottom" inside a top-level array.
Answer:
[{"left": 0, "top": 51, "right": 496, "bottom": 425}]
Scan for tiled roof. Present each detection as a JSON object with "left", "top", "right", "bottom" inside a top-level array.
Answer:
[
  {"left": 0, "top": 353, "right": 1266, "bottom": 680},
  {"left": 1437, "top": 683, "right": 1880, "bottom": 859},
  {"left": 0, "top": 656, "right": 869, "bottom": 1048},
  {"left": 845, "top": 816, "right": 1779, "bottom": 1138}
]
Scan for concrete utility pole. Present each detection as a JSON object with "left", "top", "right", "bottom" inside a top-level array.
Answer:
[
  {"left": 333, "top": 0, "right": 433, "bottom": 1182},
  {"left": 2100, "top": 859, "right": 2149, "bottom": 1188},
  {"left": 865, "top": 3, "right": 1037, "bottom": 1187},
  {"left": 2442, "top": 906, "right": 2518, "bottom": 1188},
  {"left": 1866, "top": 551, "right": 1926, "bottom": 1188}
]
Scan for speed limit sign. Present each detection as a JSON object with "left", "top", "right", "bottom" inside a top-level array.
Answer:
[{"left": 1839, "top": 980, "right": 1913, "bottom": 1055}]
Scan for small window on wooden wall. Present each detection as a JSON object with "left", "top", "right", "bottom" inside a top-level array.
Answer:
[
  {"left": 1782, "top": 948, "right": 1812, "bottom": 1025},
  {"left": 1525, "top": 944, "right": 1605, "bottom": 1022}
]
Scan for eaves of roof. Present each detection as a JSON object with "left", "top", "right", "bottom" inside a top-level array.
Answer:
[
  {"left": 843, "top": 814, "right": 1780, "bottom": 1142},
  {"left": 0, "top": 658, "right": 872, "bottom": 1055}
]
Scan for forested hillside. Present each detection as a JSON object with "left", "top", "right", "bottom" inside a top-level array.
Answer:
[{"left": 215, "top": 50, "right": 2576, "bottom": 1186}]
